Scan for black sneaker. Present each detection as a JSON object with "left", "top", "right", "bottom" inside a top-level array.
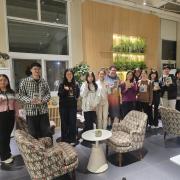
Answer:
[{"left": 56, "top": 137, "right": 62, "bottom": 143}]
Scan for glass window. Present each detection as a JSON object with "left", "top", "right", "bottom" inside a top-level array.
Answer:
[
  {"left": 41, "top": 0, "right": 67, "bottom": 24},
  {"left": 13, "top": 59, "right": 41, "bottom": 92},
  {"left": 46, "top": 61, "right": 66, "bottom": 91},
  {"left": 6, "top": 0, "right": 38, "bottom": 20},
  {"left": 8, "top": 21, "right": 68, "bottom": 55}
]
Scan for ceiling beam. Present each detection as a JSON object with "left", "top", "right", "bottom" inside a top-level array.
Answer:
[
  {"left": 95, "top": 0, "right": 180, "bottom": 22},
  {"left": 151, "top": 0, "right": 170, "bottom": 8}
]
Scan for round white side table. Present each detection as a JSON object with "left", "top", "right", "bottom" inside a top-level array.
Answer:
[{"left": 82, "top": 129, "right": 112, "bottom": 173}]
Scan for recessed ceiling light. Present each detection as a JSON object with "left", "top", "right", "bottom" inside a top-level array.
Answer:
[{"left": 143, "top": 0, "right": 147, "bottom": 5}]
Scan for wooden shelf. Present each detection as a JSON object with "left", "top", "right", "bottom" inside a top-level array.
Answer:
[{"left": 101, "top": 51, "right": 145, "bottom": 55}]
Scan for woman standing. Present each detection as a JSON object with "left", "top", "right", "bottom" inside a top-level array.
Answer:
[
  {"left": 176, "top": 69, "right": 180, "bottom": 111},
  {"left": 121, "top": 71, "right": 137, "bottom": 118},
  {"left": 136, "top": 70, "right": 153, "bottom": 126},
  {"left": 58, "top": 69, "right": 80, "bottom": 146},
  {"left": 0, "top": 74, "right": 18, "bottom": 164},
  {"left": 80, "top": 72, "right": 100, "bottom": 131},
  {"left": 134, "top": 68, "right": 141, "bottom": 83},
  {"left": 149, "top": 70, "right": 161, "bottom": 127},
  {"left": 96, "top": 68, "right": 109, "bottom": 129}
]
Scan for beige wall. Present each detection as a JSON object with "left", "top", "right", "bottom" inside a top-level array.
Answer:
[
  {"left": 0, "top": 0, "right": 10, "bottom": 78},
  {"left": 0, "top": 0, "right": 8, "bottom": 53},
  {"left": 82, "top": 0, "right": 161, "bottom": 72},
  {"left": 69, "top": 0, "right": 83, "bottom": 67},
  {"left": 161, "top": 19, "right": 177, "bottom": 41},
  {"left": 160, "top": 19, "right": 177, "bottom": 71},
  {"left": 177, "top": 22, "right": 180, "bottom": 69}
]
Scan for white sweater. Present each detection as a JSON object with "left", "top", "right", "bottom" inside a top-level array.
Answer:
[
  {"left": 96, "top": 80, "right": 109, "bottom": 105},
  {"left": 80, "top": 82, "right": 100, "bottom": 112}
]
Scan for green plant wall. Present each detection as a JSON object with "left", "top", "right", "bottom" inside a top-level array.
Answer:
[
  {"left": 114, "top": 59, "right": 147, "bottom": 71},
  {"left": 113, "top": 36, "right": 146, "bottom": 54},
  {"left": 112, "top": 35, "right": 147, "bottom": 71}
]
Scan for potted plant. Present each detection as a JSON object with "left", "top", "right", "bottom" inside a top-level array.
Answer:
[{"left": 73, "top": 63, "right": 89, "bottom": 86}]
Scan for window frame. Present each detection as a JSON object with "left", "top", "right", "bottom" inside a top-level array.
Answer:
[{"left": 4, "top": 0, "right": 72, "bottom": 90}]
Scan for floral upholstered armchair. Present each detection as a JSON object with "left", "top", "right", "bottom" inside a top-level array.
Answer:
[
  {"left": 15, "top": 130, "right": 78, "bottom": 180},
  {"left": 106, "top": 110, "right": 147, "bottom": 166},
  {"left": 159, "top": 106, "right": 180, "bottom": 140}
]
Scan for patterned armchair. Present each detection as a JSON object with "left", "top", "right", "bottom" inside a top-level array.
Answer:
[
  {"left": 15, "top": 130, "right": 78, "bottom": 180},
  {"left": 106, "top": 110, "right": 147, "bottom": 166},
  {"left": 159, "top": 106, "right": 180, "bottom": 140}
]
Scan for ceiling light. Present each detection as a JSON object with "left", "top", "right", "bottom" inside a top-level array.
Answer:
[{"left": 143, "top": 0, "right": 147, "bottom": 5}]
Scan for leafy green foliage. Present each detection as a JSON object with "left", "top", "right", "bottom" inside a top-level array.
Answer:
[
  {"left": 112, "top": 37, "right": 146, "bottom": 53},
  {"left": 73, "top": 63, "right": 89, "bottom": 86},
  {"left": 114, "top": 57, "right": 147, "bottom": 71}
]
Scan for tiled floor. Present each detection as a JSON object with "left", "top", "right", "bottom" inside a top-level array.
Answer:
[{"left": 1, "top": 127, "right": 180, "bottom": 180}]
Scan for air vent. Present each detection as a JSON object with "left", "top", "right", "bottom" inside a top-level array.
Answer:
[{"left": 160, "top": 2, "right": 180, "bottom": 14}]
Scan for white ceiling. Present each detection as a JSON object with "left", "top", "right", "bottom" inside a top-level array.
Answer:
[{"left": 101, "top": 0, "right": 180, "bottom": 21}]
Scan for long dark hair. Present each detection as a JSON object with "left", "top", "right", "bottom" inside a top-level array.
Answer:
[
  {"left": 0, "top": 74, "right": 14, "bottom": 94},
  {"left": 63, "top": 68, "right": 75, "bottom": 85},
  {"left": 149, "top": 70, "right": 159, "bottom": 81},
  {"left": 126, "top": 71, "right": 134, "bottom": 83},
  {"left": 85, "top": 71, "right": 98, "bottom": 91},
  {"left": 175, "top": 69, "right": 180, "bottom": 79}
]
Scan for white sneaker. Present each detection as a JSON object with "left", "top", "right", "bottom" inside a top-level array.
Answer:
[
  {"left": 70, "top": 142, "right": 76, "bottom": 146},
  {"left": 1, "top": 157, "right": 14, "bottom": 164}
]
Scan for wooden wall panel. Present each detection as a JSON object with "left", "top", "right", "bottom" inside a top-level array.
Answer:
[{"left": 82, "top": 0, "right": 161, "bottom": 72}]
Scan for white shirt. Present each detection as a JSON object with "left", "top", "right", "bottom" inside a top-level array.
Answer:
[
  {"left": 80, "top": 82, "right": 100, "bottom": 112},
  {"left": 96, "top": 80, "right": 109, "bottom": 105}
]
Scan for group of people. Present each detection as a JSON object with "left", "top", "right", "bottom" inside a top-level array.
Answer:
[
  {"left": 59, "top": 65, "right": 180, "bottom": 146},
  {"left": 0, "top": 62, "right": 180, "bottom": 165},
  {"left": 0, "top": 63, "right": 51, "bottom": 164}
]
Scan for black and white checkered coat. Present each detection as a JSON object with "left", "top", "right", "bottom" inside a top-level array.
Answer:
[{"left": 18, "top": 76, "right": 51, "bottom": 116}]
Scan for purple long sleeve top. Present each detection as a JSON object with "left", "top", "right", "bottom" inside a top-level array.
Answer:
[{"left": 121, "top": 82, "right": 137, "bottom": 102}]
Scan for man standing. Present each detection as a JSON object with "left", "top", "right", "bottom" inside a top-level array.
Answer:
[
  {"left": 159, "top": 65, "right": 177, "bottom": 109},
  {"left": 105, "top": 65, "right": 122, "bottom": 127},
  {"left": 18, "top": 62, "right": 51, "bottom": 138}
]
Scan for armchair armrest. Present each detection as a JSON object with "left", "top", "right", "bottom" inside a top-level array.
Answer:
[
  {"left": 39, "top": 137, "right": 53, "bottom": 148},
  {"left": 130, "top": 130, "right": 143, "bottom": 136},
  {"left": 45, "top": 146, "right": 64, "bottom": 163},
  {"left": 130, "top": 130, "right": 145, "bottom": 143}
]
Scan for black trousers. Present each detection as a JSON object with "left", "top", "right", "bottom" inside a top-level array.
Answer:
[
  {"left": 176, "top": 100, "right": 180, "bottom": 111},
  {"left": 60, "top": 107, "right": 77, "bottom": 143},
  {"left": 0, "top": 111, "right": 15, "bottom": 161},
  {"left": 26, "top": 113, "right": 52, "bottom": 139},
  {"left": 136, "top": 101, "right": 153, "bottom": 126},
  {"left": 122, "top": 101, "right": 136, "bottom": 118},
  {"left": 84, "top": 111, "right": 97, "bottom": 131},
  {"left": 151, "top": 95, "right": 160, "bottom": 126}
]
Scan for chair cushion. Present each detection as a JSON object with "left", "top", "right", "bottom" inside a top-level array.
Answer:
[
  {"left": 109, "top": 131, "right": 131, "bottom": 147},
  {"left": 57, "top": 142, "right": 78, "bottom": 166}
]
